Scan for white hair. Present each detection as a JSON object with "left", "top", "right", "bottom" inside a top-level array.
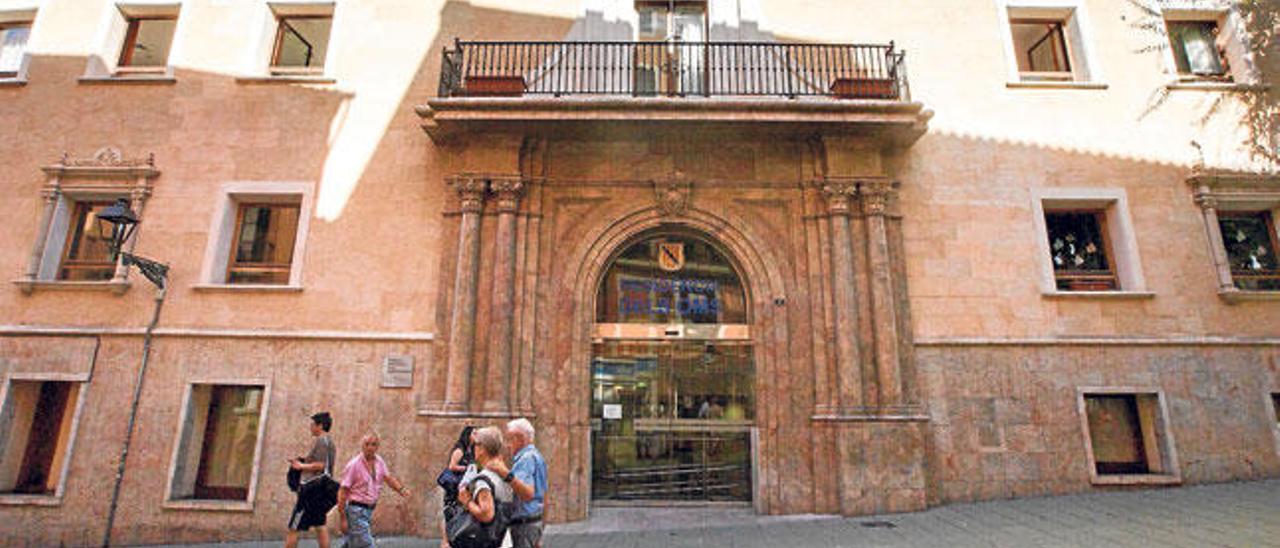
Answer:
[{"left": 507, "top": 418, "right": 535, "bottom": 442}]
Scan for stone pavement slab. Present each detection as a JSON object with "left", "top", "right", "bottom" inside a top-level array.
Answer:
[{"left": 165, "top": 479, "right": 1280, "bottom": 548}]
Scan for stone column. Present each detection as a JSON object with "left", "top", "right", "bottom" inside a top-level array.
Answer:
[
  {"left": 486, "top": 176, "right": 524, "bottom": 412},
  {"left": 112, "top": 180, "right": 152, "bottom": 284},
  {"left": 1193, "top": 187, "right": 1235, "bottom": 292},
  {"left": 861, "top": 180, "right": 902, "bottom": 405},
  {"left": 820, "top": 180, "right": 863, "bottom": 411},
  {"left": 444, "top": 175, "right": 488, "bottom": 412},
  {"left": 22, "top": 183, "right": 61, "bottom": 289}
]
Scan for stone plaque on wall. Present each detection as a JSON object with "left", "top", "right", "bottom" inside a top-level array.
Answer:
[{"left": 381, "top": 355, "right": 414, "bottom": 388}]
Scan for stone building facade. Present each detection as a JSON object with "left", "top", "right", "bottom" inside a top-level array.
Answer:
[{"left": 0, "top": 0, "right": 1277, "bottom": 545}]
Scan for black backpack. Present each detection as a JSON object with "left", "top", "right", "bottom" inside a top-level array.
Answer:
[{"left": 446, "top": 475, "right": 517, "bottom": 548}]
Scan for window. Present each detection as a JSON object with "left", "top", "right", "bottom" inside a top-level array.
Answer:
[
  {"left": 1002, "top": 3, "right": 1097, "bottom": 84},
  {"left": 634, "top": 1, "right": 706, "bottom": 95},
  {"left": 1078, "top": 390, "right": 1180, "bottom": 484},
  {"left": 1011, "top": 19, "right": 1072, "bottom": 80},
  {"left": 1045, "top": 210, "right": 1116, "bottom": 291},
  {"left": 1032, "top": 189, "right": 1146, "bottom": 296},
  {"left": 227, "top": 203, "right": 300, "bottom": 285},
  {"left": 0, "top": 21, "right": 31, "bottom": 78},
  {"left": 57, "top": 201, "right": 117, "bottom": 282},
  {"left": 1218, "top": 211, "right": 1280, "bottom": 290},
  {"left": 0, "top": 381, "right": 81, "bottom": 496},
  {"left": 169, "top": 384, "right": 266, "bottom": 502},
  {"left": 1272, "top": 393, "right": 1280, "bottom": 425},
  {"left": 270, "top": 15, "right": 331, "bottom": 74},
  {"left": 1167, "top": 20, "right": 1227, "bottom": 78},
  {"left": 117, "top": 15, "right": 176, "bottom": 70}
]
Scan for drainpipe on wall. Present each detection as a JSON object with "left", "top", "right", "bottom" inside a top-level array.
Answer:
[{"left": 101, "top": 285, "right": 167, "bottom": 548}]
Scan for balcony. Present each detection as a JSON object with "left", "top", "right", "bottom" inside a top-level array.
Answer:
[
  {"left": 438, "top": 40, "right": 910, "bottom": 100},
  {"left": 420, "top": 39, "right": 930, "bottom": 146}
]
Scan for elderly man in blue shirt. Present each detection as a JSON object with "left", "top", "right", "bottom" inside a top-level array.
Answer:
[{"left": 484, "top": 418, "right": 547, "bottom": 548}]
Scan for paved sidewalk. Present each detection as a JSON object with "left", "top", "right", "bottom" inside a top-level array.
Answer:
[{"left": 174, "top": 479, "right": 1280, "bottom": 547}]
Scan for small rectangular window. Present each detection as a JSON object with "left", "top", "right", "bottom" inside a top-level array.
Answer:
[
  {"left": 1011, "top": 19, "right": 1072, "bottom": 81},
  {"left": 0, "top": 21, "right": 31, "bottom": 77},
  {"left": 1085, "top": 394, "right": 1148, "bottom": 475},
  {"left": 172, "top": 384, "right": 264, "bottom": 501},
  {"left": 1167, "top": 20, "right": 1227, "bottom": 78},
  {"left": 1219, "top": 211, "right": 1280, "bottom": 291},
  {"left": 117, "top": 16, "right": 176, "bottom": 68},
  {"left": 227, "top": 203, "right": 300, "bottom": 285},
  {"left": 58, "top": 201, "right": 117, "bottom": 282},
  {"left": 270, "top": 15, "right": 331, "bottom": 73},
  {"left": 0, "top": 381, "right": 80, "bottom": 495},
  {"left": 1271, "top": 393, "right": 1279, "bottom": 425},
  {"left": 1045, "top": 210, "right": 1116, "bottom": 291}
]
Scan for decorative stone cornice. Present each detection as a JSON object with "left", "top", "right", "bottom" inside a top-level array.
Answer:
[
  {"left": 448, "top": 174, "right": 489, "bottom": 213},
  {"left": 490, "top": 177, "right": 525, "bottom": 213},
  {"left": 42, "top": 147, "right": 159, "bottom": 179},
  {"left": 1187, "top": 169, "right": 1280, "bottom": 207}
]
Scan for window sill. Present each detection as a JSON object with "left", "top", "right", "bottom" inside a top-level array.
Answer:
[
  {"left": 14, "top": 279, "right": 130, "bottom": 295},
  {"left": 191, "top": 283, "right": 303, "bottom": 293},
  {"left": 1166, "top": 80, "right": 1268, "bottom": 92},
  {"left": 0, "top": 77, "right": 27, "bottom": 87},
  {"left": 78, "top": 75, "right": 176, "bottom": 85},
  {"left": 162, "top": 499, "right": 253, "bottom": 512},
  {"left": 1219, "top": 289, "right": 1280, "bottom": 303},
  {"left": 1042, "top": 290, "right": 1154, "bottom": 300},
  {"left": 0, "top": 494, "right": 62, "bottom": 507},
  {"left": 1090, "top": 473, "right": 1181, "bottom": 486},
  {"left": 236, "top": 75, "right": 336, "bottom": 85},
  {"left": 1007, "top": 81, "right": 1108, "bottom": 90}
]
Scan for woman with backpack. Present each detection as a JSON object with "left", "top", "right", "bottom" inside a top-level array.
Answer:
[
  {"left": 443, "top": 426, "right": 515, "bottom": 548},
  {"left": 438, "top": 426, "right": 477, "bottom": 545}
]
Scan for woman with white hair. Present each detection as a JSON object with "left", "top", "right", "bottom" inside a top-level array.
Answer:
[{"left": 443, "top": 426, "right": 514, "bottom": 548}]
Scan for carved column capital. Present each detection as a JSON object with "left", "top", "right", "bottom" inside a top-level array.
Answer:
[
  {"left": 449, "top": 175, "right": 489, "bottom": 213},
  {"left": 490, "top": 177, "right": 526, "bottom": 213},
  {"left": 859, "top": 180, "right": 898, "bottom": 216},
  {"left": 816, "top": 179, "right": 859, "bottom": 215}
]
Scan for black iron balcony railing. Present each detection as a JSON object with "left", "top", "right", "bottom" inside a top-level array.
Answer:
[{"left": 439, "top": 40, "right": 910, "bottom": 101}]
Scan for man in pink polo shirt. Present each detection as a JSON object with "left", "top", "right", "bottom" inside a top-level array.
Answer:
[{"left": 336, "top": 432, "right": 410, "bottom": 547}]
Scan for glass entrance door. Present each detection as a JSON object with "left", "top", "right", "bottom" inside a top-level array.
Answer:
[{"left": 590, "top": 340, "right": 753, "bottom": 502}]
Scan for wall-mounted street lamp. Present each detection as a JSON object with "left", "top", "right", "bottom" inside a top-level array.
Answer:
[{"left": 95, "top": 197, "right": 168, "bottom": 547}]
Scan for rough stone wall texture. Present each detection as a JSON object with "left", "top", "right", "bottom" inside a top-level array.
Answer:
[{"left": 918, "top": 345, "right": 1280, "bottom": 505}]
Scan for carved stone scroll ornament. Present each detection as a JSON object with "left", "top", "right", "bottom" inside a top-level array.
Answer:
[
  {"left": 449, "top": 175, "right": 489, "bottom": 213},
  {"left": 859, "top": 180, "right": 897, "bottom": 216},
  {"left": 490, "top": 177, "right": 526, "bottom": 213},
  {"left": 653, "top": 178, "right": 692, "bottom": 217},
  {"left": 818, "top": 180, "right": 859, "bottom": 215}
]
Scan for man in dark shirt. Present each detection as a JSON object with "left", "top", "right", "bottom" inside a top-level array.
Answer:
[{"left": 286, "top": 412, "right": 337, "bottom": 548}]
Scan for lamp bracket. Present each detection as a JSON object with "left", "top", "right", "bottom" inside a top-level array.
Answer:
[{"left": 121, "top": 252, "right": 168, "bottom": 290}]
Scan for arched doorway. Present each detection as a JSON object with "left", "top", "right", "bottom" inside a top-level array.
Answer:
[{"left": 589, "top": 231, "right": 755, "bottom": 504}]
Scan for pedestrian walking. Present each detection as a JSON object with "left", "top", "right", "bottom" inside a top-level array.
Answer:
[
  {"left": 286, "top": 412, "right": 337, "bottom": 548},
  {"left": 438, "top": 426, "right": 477, "bottom": 543},
  {"left": 445, "top": 426, "right": 515, "bottom": 548},
  {"left": 484, "top": 418, "right": 546, "bottom": 548},
  {"left": 336, "top": 432, "right": 411, "bottom": 548}
]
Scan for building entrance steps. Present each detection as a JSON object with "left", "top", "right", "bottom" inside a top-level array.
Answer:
[{"left": 158, "top": 479, "right": 1280, "bottom": 547}]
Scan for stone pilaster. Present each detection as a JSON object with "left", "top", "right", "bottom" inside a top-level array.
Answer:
[
  {"left": 1192, "top": 187, "right": 1236, "bottom": 292},
  {"left": 21, "top": 183, "right": 61, "bottom": 292},
  {"left": 860, "top": 179, "right": 902, "bottom": 405},
  {"left": 443, "top": 174, "right": 488, "bottom": 412},
  {"left": 819, "top": 179, "right": 864, "bottom": 411},
  {"left": 486, "top": 176, "right": 524, "bottom": 412}
]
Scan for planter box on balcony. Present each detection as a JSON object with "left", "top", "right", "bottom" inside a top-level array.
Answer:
[
  {"left": 830, "top": 77, "right": 897, "bottom": 99},
  {"left": 462, "top": 75, "right": 526, "bottom": 97}
]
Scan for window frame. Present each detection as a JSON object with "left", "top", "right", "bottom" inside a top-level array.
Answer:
[
  {"left": 1076, "top": 387, "right": 1181, "bottom": 486},
  {"left": 1043, "top": 208, "right": 1119, "bottom": 291},
  {"left": 56, "top": 200, "right": 119, "bottom": 283},
  {"left": 268, "top": 12, "right": 332, "bottom": 75},
  {"left": 1217, "top": 210, "right": 1280, "bottom": 290},
  {"left": 1009, "top": 17, "right": 1073, "bottom": 81},
  {"left": 225, "top": 201, "right": 302, "bottom": 286},
  {"left": 997, "top": 0, "right": 1104, "bottom": 87},
  {"left": 0, "top": 373, "right": 90, "bottom": 507},
  {"left": 1165, "top": 19, "right": 1228, "bottom": 79},
  {"left": 1159, "top": 5, "right": 1259, "bottom": 86},
  {"left": 115, "top": 14, "right": 177, "bottom": 70},
  {"left": 163, "top": 380, "right": 271, "bottom": 511},
  {"left": 1269, "top": 392, "right": 1280, "bottom": 457},
  {"left": 0, "top": 19, "right": 33, "bottom": 79},
  {"left": 1031, "top": 188, "right": 1150, "bottom": 297},
  {"left": 196, "top": 181, "right": 313, "bottom": 291}
]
